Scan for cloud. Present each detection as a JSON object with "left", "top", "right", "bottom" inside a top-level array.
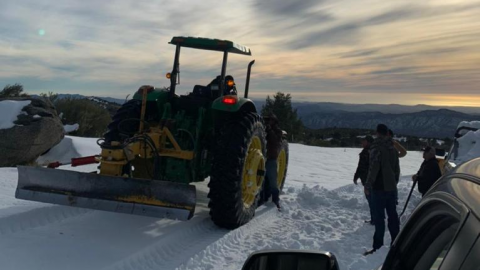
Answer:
[
  {"left": 250, "top": 0, "right": 335, "bottom": 43},
  {"left": 369, "top": 67, "right": 414, "bottom": 75},
  {"left": 253, "top": 0, "right": 326, "bottom": 17},
  {"left": 289, "top": 3, "right": 480, "bottom": 49},
  {"left": 288, "top": 23, "right": 361, "bottom": 48},
  {"left": 338, "top": 49, "right": 380, "bottom": 58},
  {"left": 0, "top": 0, "right": 479, "bottom": 105}
]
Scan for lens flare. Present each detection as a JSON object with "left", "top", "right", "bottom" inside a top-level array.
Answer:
[{"left": 38, "top": 29, "right": 46, "bottom": 36}]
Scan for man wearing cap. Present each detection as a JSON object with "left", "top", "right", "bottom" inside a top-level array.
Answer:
[
  {"left": 412, "top": 146, "right": 442, "bottom": 197},
  {"left": 354, "top": 136, "right": 375, "bottom": 224},
  {"left": 364, "top": 124, "right": 400, "bottom": 255}
]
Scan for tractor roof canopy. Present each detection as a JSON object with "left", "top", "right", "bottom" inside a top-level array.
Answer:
[{"left": 169, "top": 36, "right": 252, "bottom": 56}]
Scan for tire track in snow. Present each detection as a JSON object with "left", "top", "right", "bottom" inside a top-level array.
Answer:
[
  {"left": 175, "top": 184, "right": 395, "bottom": 270},
  {"left": 175, "top": 205, "right": 283, "bottom": 270},
  {"left": 102, "top": 206, "right": 277, "bottom": 270},
  {"left": 0, "top": 205, "right": 91, "bottom": 235}
]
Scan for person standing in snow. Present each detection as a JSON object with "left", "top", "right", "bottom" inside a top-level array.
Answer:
[
  {"left": 387, "top": 129, "right": 406, "bottom": 205},
  {"left": 388, "top": 129, "right": 407, "bottom": 158},
  {"left": 412, "top": 146, "right": 442, "bottom": 197},
  {"left": 264, "top": 114, "right": 283, "bottom": 209},
  {"left": 364, "top": 124, "right": 401, "bottom": 255},
  {"left": 354, "top": 136, "right": 375, "bottom": 225}
]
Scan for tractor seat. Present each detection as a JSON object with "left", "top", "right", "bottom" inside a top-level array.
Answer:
[
  {"left": 191, "top": 84, "right": 220, "bottom": 99},
  {"left": 175, "top": 95, "right": 212, "bottom": 114},
  {"left": 192, "top": 85, "right": 211, "bottom": 98}
]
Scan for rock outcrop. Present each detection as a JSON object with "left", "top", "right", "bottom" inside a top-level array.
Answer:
[{"left": 0, "top": 97, "right": 64, "bottom": 167}]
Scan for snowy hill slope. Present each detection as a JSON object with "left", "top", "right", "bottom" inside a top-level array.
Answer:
[
  {"left": 0, "top": 137, "right": 423, "bottom": 270},
  {"left": 301, "top": 109, "right": 478, "bottom": 138}
]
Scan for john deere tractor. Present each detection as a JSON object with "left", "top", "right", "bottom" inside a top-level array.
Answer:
[{"left": 16, "top": 36, "right": 289, "bottom": 229}]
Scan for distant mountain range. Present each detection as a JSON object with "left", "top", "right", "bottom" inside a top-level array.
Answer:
[
  {"left": 300, "top": 109, "right": 478, "bottom": 138},
  {"left": 44, "top": 94, "right": 479, "bottom": 138},
  {"left": 250, "top": 100, "right": 479, "bottom": 138},
  {"left": 251, "top": 100, "right": 480, "bottom": 115}
]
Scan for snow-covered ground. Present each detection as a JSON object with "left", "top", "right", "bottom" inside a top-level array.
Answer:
[{"left": 0, "top": 137, "right": 423, "bottom": 270}]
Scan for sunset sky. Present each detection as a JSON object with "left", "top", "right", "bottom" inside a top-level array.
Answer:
[{"left": 1, "top": 0, "right": 479, "bottom": 106}]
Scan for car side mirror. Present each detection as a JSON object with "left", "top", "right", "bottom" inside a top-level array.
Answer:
[{"left": 242, "top": 250, "right": 340, "bottom": 270}]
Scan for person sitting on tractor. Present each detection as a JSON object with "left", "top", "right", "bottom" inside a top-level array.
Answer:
[
  {"left": 192, "top": 75, "right": 237, "bottom": 98},
  {"left": 264, "top": 114, "right": 283, "bottom": 209},
  {"left": 224, "top": 75, "right": 237, "bottom": 96},
  {"left": 206, "top": 75, "right": 237, "bottom": 97}
]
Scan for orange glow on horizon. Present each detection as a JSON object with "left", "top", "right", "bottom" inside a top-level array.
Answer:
[{"left": 249, "top": 91, "right": 480, "bottom": 107}]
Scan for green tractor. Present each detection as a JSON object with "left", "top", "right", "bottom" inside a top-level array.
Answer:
[{"left": 16, "top": 36, "right": 289, "bottom": 229}]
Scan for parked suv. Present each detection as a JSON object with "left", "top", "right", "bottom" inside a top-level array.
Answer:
[
  {"left": 381, "top": 157, "right": 480, "bottom": 269},
  {"left": 242, "top": 157, "right": 480, "bottom": 270}
]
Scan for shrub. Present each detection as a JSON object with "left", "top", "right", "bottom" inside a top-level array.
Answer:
[
  {"left": 1, "top": 83, "right": 28, "bottom": 97},
  {"left": 54, "top": 98, "right": 111, "bottom": 137}
]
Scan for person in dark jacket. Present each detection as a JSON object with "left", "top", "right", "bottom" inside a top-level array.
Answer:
[
  {"left": 412, "top": 146, "right": 442, "bottom": 197},
  {"left": 354, "top": 136, "right": 374, "bottom": 224},
  {"left": 264, "top": 114, "right": 283, "bottom": 209},
  {"left": 364, "top": 124, "right": 401, "bottom": 255}
]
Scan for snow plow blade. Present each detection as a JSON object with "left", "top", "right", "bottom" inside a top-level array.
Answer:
[{"left": 15, "top": 166, "right": 196, "bottom": 221}]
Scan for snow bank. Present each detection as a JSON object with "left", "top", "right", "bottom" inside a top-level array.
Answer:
[
  {"left": 36, "top": 136, "right": 100, "bottom": 165},
  {"left": 0, "top": 100, "right": 31, "bottom": 129},
  {"left": 451, "top": 129, "right": 480, "bottom": 165},
  {"left": 457, "top": 121, "right": 480, "bottom": 130},
  {"left": 178, "top": 178, "right": 421, "bottom": 270},
  {"left": 64, "top": 123, "right": 79, "bottom": 133}
]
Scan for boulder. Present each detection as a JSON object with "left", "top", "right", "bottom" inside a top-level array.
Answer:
[{"left": 0, "top": 97, "right": 64, "bottom": 167}]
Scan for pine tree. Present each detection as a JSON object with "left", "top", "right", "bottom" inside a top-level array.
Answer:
[
  {"left": 0, "top": 83, "right": 28, "bottom": 98},
  {"left": 261, "top": 92, "right": 303, "bottom": 142}
]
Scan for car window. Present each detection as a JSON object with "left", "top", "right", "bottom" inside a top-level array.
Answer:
[
  {"left": 383, "top": 195, "right": 468, "bottom": 270},
  {"left": 413, "top": 224, "right": 458, "bottom": 270}
]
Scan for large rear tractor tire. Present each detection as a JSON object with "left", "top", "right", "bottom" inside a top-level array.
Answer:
[
  {"left": 208, "top": 112, "right": 266, "bottom": 229},
  {"left": 104, "top": 99, "right": 141, "bottom": 144},
  {"left": 103, "top": 98, "right": 158, "bottom": 144}
]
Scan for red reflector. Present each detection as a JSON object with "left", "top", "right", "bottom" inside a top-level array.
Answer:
[{"left": 222, "top": 96, "right": 237, "bottom": 105}]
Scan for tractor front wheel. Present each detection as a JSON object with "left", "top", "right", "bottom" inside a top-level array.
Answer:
[{"left": 208, "top": 112, "right": 266, "bottom": 229}]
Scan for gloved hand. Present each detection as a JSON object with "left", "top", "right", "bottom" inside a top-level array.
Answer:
[{"left": 353, "top": 177, "right": 358, "bottom": 185}]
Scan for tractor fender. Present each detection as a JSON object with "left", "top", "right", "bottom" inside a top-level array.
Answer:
[
  {"left": 212, "top": 96, "right": 257, "bottom": 113},
  {"left": 132, "top": 87, "right": 169, "bottom": 102}
]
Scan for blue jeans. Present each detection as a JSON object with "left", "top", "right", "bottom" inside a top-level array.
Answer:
[
  {"left": 265, "top": 159, "right": 280, "bottom": 204},
  {"left": 365, "top": 187, "right": 374, "bottom": 222},
  {"left": 371, "top": 190, "right": 400, "bottom": 250}
]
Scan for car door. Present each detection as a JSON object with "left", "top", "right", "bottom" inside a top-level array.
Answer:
[
  {"left": 381, "top": 186, "right": 475, "bottom": 270},
  {"left": 460, "top": 228, "right": 480, "bottom": 270}
]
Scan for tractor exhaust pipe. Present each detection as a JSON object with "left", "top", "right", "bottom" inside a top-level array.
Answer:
[
  {"left": 244, "top": 60, "right": 255, "bottom": 98},
  {"left": 170, "top": 45, "right": 181, "bottom": 98}
]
